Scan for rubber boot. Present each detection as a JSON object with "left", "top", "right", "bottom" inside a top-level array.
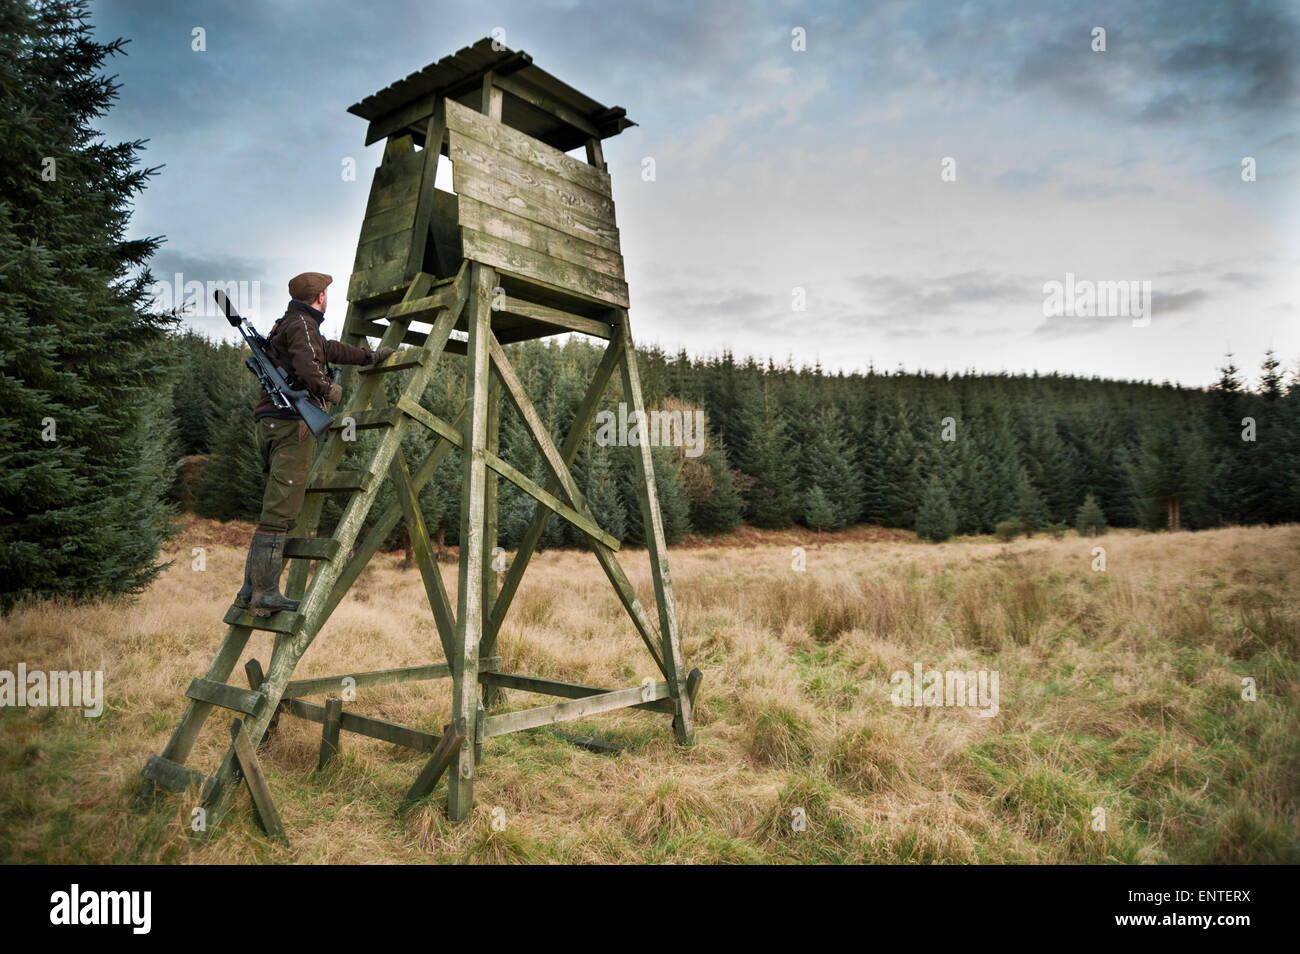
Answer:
[
  {"left": 248, "top": 530, "right": 300, "bottom": 617},
  {"left": 231, "top": 543, "right": 255, "bottom": 611}
]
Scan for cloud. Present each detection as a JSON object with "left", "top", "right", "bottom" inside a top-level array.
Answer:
[
  {"left": 849, "top": 270, "right": 1033, "bottom": 324},
  {"left": 1151, "top": 288, "right": 1210, "bottom": 314}
]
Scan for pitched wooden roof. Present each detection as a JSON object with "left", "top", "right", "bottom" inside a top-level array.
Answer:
[{"left": 348, "top": 38, "right": 635, "bottom": 152}]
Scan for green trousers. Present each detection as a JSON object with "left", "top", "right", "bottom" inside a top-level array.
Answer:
[{"left": 255, "top": 417, "right": 315, "bottom": 533}]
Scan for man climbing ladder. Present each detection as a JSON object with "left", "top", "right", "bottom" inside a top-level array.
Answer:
[{"left": 232, "top": 271, "right": 393, "bottom": 617}]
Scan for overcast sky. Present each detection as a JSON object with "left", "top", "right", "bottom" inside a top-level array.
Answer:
[{"left": 94, "top": 0, "right": 1298, "bottom": 387}]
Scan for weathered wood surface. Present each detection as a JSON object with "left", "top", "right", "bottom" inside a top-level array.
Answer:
[
  {"left": 443, "top": 97, "right": 611, "bottom": 196},
  {"left": 388, "top": 450, "right": 458, "bottom": 662},
  {"left": 318, "top": 697, "right": 342, "bottom": 771},
  {"left": 447, "top": 263, "right": 494, "bottom": 821},
  {"left": 482, "top": 682, "right": 671, "bottom": 737},
  {"left": 283, "top": 658, "right": 501, "bottom": 699},
  {"left": 460, "top": 227, "right": 628, "bottom": 308},
  {"left": 306, "top": 470, "right": 372, "bottom": 493},
  {"left": 327, "top": 408, "right": 398, "bottom": 433},
  {"left": 349, "top": 137, "right": 426, "bottom": 302},
  {"left": 184, "top": 678, "right": 265, "bottom": 716},
  {"left": 406, "top": 106, "right": 448, "bottom": 278},
  {"left": 281, "top": 698, "right": 445, "bottom": 753},
  {"left": 454, "top": 164, "right": 621, "bottom": 256},
  {"left": 221, "top": 606, "right": 302, "bottom": 634},
  {"left": 229, "top": 718, "right": 286, "bottom": 842},
  {"left": 492, "top": 296, "right": 614, "bottom": 339},
  {"left": 448, "top": 131, "right": 618, "bottom": 248},
  {"left": 480, "top": 671, "right": 675, "bottom": 714},
  {"left": 137, "top": 622, "right": 252, "bottom": 805},
  {"left": 616, "top": 315, "right": 694, "bottom": 743},
  {"left": 401, "top": 731, "right": 466, "bottom": 810},
  {"left": 493, "top": 73, "right": 602, "bottom": 139},
  {"left": 141, "top": 754, "right": 208, "bottom": 794},
  {"left": 457, "top": 194, "right": 624, "bottom": 288}
]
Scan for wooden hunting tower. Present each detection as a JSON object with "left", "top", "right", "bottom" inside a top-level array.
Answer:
[{"left": 140, "top": 38, "right": 699, "bottom": 835}]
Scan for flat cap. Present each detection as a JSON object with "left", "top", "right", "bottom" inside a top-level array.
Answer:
[{"left": 288, "top": 271, "right": 333, "bottom": 302}]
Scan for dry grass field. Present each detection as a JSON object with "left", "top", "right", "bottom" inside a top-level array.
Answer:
[{"left": 1, "top": 520, "right": 1297, "bottom": 864}]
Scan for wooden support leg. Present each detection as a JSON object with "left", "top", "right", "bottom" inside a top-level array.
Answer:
[
  {"left": 448, "top": 263, "right": 494, "bottom": 821},
  {"left": 245, "top": 658, "right": 280, "bottom": 740},
  {"left": 318, "top": 697, "right": 342, "bottom": 771},
  {"left": 401, "top": 730, "right": 466, "bottom": 811},
  {"left": 480, "top": 376, "right": 502, "bottom": 708},
  {"left": 229, "top": 718, "right": 286, "bottom": 843},
  {"left": 615, "top": 312, "right": 695, "bottom": 745}
]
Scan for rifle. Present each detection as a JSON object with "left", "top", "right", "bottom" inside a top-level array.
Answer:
[{"left": 213, "top": 290, "right": 335, "bottom": 440}]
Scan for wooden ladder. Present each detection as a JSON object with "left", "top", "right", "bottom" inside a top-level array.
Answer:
[{"left": 138, "top": 267, "right": 473, "bottom": 834}]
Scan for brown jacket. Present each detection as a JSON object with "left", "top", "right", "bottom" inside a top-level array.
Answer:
[{"left": 253, "top": 300, "right": 376, "bottom": 420}]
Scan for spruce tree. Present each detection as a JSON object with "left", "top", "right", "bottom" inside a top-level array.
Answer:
[
  {"left": 689, "top": 445, "right": 743, "bottom": 534},
  {"left": 1075, "top": 492, "right": 1107, "bottom": 536},
  {"left": 582, "top": 443, "right": 626, "bottom": 546},
  {"left": 858, "top": 406, "right": 892, "bottom": 524},
  {"left": 880, "top": 398, "right": 923, "bottom": 528},
  {"left": 1016, "top": 469, "right": 1050, "bottom": 536},
  {"left": 735, "top": 385, "right": 797, "bottom": 528},
  {"left": 1126, "top": 420, "right": 1215, "bottom": 530},
  {"left": 798, "top": 404, "right": 860, "bottom": 529},
  {"left": 976, "top": 409, "right": 1023, "bottom": 529},
  {"left": 192, "top": 397, "right": 263, "bottom": 523},
  {"left": 0, "top": 0, "right": 177, "bottom": 606},
  {"left": 915, "top": 476, "right": 957, "bottom": 542},
  {"left": 803, "top": 485, "right": 835, "bottom": 538},
  {"left": 620, "top": 447, "right": 690, "bottom": 545}
]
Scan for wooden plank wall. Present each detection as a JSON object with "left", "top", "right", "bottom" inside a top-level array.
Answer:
[
  {"left": 443, "top": 98, "right": 628, "bottom": 309},
  {"left": 348, "top": 139, "right": 424, "bottom": 304}
]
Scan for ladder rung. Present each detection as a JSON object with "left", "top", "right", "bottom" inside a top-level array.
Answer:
[
  {"left": 185, "top": 677, "right": 266, "bottom": 715},
  {"left": 307, "top": 471, "right": 372, "bottom": 493},
  {"left": 223, "top": 605, "right": 304, "bottom": 634},
  {"left": 358, "top": 353, "right": 426, "bottom": 375},
  {"left": 141, "top": 754, "right": 210, "bottom": 793},
  {"left": 354, "top": 324, "right": 451, "bottom": 349},
  {"left": 284, "top": 537, "right": 341, "bottom": 561},
  {"left": 329, "top": 408, "right": 398, "bottom": 432}
]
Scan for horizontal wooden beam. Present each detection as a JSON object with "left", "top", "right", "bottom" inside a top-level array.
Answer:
[
  {"left": 184, "top": 678, "right": 265, "bottom": 716},
  {"left": 358, "top": 352, "right": 426, "bottom": 376},
  {"left": 328, "top": 408, "right": 399, "bottom": 432},
  {"left": 384, "top": 278, "right": 462, "bottom": 323},
  {"left": 496, "top": 298, "right": 613, "bottom": 339},
  {"left": 283, "top": 657, "right": 501, "bottom": 699},
  {"left": 481, "top": 681, "right": 672, "bottom": 738},
  {"left": 307, "top": 470, "right": 372, "bottom": 494},
  {"left": 222, "top": 606, "right": 303, "bottom": 635},
  {"left": 480, "top": 671, "right": 674, "bottom": 714},
  {"left": 280, "top": 699, "right": 444, "bottom": 753}
]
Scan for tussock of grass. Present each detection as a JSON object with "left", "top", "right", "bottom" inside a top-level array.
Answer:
[{"left": 1, "top": 520, "right": 1297, "bottom": 863}]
